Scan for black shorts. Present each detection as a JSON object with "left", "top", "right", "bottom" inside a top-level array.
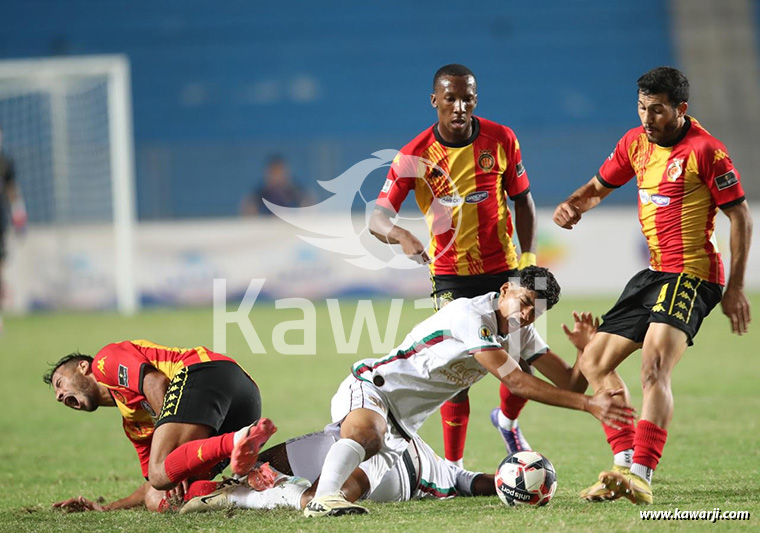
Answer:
[
  {"left": 597, "top": 269, "right": 722, "bottom": 346},
  {"left": 431, "top": 270, "right": 518, "bottom": 310},
  {"left": 155, "top": 360, "right": 261, "bottom": 435}
]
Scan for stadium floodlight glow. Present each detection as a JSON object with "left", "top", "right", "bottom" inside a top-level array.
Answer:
[{"left": 0, "top": 55, "right": 138, "bottom": 315}]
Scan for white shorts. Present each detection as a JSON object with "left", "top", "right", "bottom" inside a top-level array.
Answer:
[{"left": 325, "top": 374, "right": 410, "bottom": 494}]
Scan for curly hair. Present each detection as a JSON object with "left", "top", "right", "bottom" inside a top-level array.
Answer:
[
  {"left": 43, "top": 352, "right": 93, "bottom": 385},
  {"left": 637, "top": 66, "right": 689, "bottom": 107},
  {"left": 518, "top": 266, "right": 561, "bottom": 310}
]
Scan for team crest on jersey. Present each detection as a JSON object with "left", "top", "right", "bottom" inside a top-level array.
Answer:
[
  {"left": 111, "top": 390, "right": 127, "bottom": 405},
  {"left": 118, "top": 364, "right": 129, "bottom": 387},
  {"left": 666, "top": 158, "right": 684, "bottom": 181},
  {"left": 478, "top": 150, "right": 495, "bottom": 172}
]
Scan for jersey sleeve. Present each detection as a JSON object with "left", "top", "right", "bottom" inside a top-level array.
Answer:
[
  {"left": 93, "top": 342, "right": 151, "bottom": 395},
  {"left": 375, "top": 152, "right": 416, "bottom": 214},
  {"left": 597, "top": 133, "right": 636, "bottom": 188},
  {"left": 518, "top": 324, "right": 549, "bottom": 363},
  {"left": 699, "top": 141, "right": 745, "bottom": 209},
  {"left": 454, "top": 304, "right": 502, "bottom": 354},
  {"left": 501, "top": 131, "right": 530, "bottom": 200}
]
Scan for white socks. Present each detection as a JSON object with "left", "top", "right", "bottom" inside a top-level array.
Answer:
[
  {"left": 313, "top": 438, "right": 366, "bottom": 498},
  {"left": 497, "top": 410, "right": 516, "bottom": 430},
  {"left": 630, "top": 463, "right": 653, "bottom": 485},
  {"left": 614, "top": 449, "right": 633, "bottom": 468},
  {"left": 229, "top": 483, "right": 308, "bottom": 510}
]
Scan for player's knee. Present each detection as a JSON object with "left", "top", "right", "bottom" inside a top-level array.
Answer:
[
  {"left": 144, "top": 486, "right": 165, "bottom": 512},
  {"left": 147, "top": 462, "right": 173, "bottom": 491}
]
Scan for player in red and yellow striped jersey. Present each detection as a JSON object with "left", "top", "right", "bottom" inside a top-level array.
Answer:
[
  {"left": 554, "top": 67, "right": 752, "bottom": 505},
  {"left": 44, "top": 340, "right": 276, "bottom": 512},
  {"left": 369, "top": 64, "right": 538, "bottom": 468}
]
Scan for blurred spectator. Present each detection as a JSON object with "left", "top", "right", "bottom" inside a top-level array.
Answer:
[
  {"left": 240, "top": 155, "right": 312, "bottom": 216},
  {"left": 0, "top": 124, "right": 27, "bottom": 330}
]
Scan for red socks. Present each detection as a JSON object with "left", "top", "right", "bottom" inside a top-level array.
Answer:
[
  {"left": 163, "top": 432, "right": 235, "bottom": 484},
  {"left": 632, "top": 420, "right": 668, "bottom": 470},
  {"left": 603, "top": 421, "right": 635, "bottom": 454},
  {"left": 499, "top": 383, "right": 528, "bottom": 419},
  {"left": 440, "top": 399, "right": 470, "bottom": 462}
]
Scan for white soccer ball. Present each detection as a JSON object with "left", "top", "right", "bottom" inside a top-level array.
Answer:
[{"left": 494, "top": 451, "right": 557, "bottom": 507}]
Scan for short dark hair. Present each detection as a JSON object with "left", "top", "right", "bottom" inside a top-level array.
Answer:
[
  {"left": 43, "top": 352, "right": 93, "bottom": 385},
  {"left": 637, "top": 67, "right": 689, "bottom": 107},
  {"left": 433, "top": 64, "right": 476, "bottom": 91},
  {"left": 519, "top": 266, "right": 561, "bottom": 310}
]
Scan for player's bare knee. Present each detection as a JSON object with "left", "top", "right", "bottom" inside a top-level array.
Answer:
[
  {"left": 143, "top": 487, "right": 165, "bottom": 512},
  {"left": 147, "top": 463, "right": 173, "bottom": 491}
]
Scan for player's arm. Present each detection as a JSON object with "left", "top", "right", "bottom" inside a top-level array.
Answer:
[
  {"left": 721, "top": 200, "right": 752, "bottom": 334},
  {"left": 473, "top": 348, "right": 633, "bottom": 427},
  {"left": 141, "top": 367, "right": 169, "bottom": 414},
  {"left": 553, "top": 176, "right": 613, "bottom": 229},
  {"left": 52, "top": 481, "right": 151, "bottom": 512},
  {"left": 512, "top": 191, "right": 537, "bottom": 267},
  {"left": 369, "top": 207, "right": 430, "bottom": 264}
]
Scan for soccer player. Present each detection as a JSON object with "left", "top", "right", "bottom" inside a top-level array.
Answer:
[
  {"left": 553, "top": 66, "right": 752, "bottom": 505},
  {"left": 182, "top": 310, "right": 600, "bottom": 514},
  {"left": 45, "top": 340, "right": 276, "bottom": 512},
  {"left": 369, "top": 63, "right": 539, "bottom": 466},
  {"left": 303, "top": 266, "right": 635, "bottom": 517},
  {"left": 0, "top": 124, "right": 26, "bottom": 332}
]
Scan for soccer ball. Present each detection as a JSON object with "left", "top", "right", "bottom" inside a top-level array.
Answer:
[{"left": 494, "top": 451, "right": 557, "bottom": 507}]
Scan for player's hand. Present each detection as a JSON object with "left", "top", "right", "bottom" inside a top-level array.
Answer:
[
  {"left": 561, "top": 311, "right": 600, "bottom": 351},
  {"left": 721, "top": 284, "right": 751, "bottom": 335},
  {"left": 553, "top": 201, "right": 581, "bottom": 229},
  {"left": 165, "top": 479, "right": 189, "bottom": 505},
  {"left": 585, "top": 388, "right": 635, "bottom": 429},
  {"left": 399, "top": 232, "right": 430, "bottom": 265},
  {"left": 52, "top": 495, "right": 108, "bottom": 512}
]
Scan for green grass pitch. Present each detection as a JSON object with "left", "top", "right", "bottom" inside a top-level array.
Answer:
[{"left": 0, "top": 295, "right": 758, "bottom": 532}]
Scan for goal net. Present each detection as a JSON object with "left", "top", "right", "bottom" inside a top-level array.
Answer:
[{"left": 0, "top": 55, "right": 137, "bottom": 314}]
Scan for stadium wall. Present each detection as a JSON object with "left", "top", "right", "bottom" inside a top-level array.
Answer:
[{"left": 5, "top": 206, "right": 757, "bottom": 312}]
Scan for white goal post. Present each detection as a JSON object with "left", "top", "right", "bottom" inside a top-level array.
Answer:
[{"left": 0, "top": 55, "right": 138, "bottom": 315}]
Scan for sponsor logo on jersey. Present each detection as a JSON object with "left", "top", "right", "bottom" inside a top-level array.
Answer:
[
  {"left": 437, "top": 195, "right": 463, "bottom": 207},
  {"left": 515, "top": 160, "right": 526, "bottom": 177},
  {"left": 141, "top": 400, "right": 157, "bottom": 418},
  {"left": 651, "top": 194, "right": 671, "bottom": 206},
  {"left": 478, "top": 150, "right": 496, "bottom": 172},
  {"left": 479, "top": 326, "right": 494, "bottom": 341},
  {"left": 465, "top": 191, "right": 489, "bottom": 204},
  {"left": 666, "top": 158, "right": 683, "bottom": 181},
  {"left": 715, "top": 170, "right": 738, "bottom": 190},
  {"left": 441, "top": 361, "right": 488, "bottom": 388},
  {"left": 118, "top": 364, "right": 129, "bottom": 387},
  {"left": 638, "top": 190, "right": 651, "bottom": 204},
  {"left": 97, "top": 356, "right": 107, "bottom": 375},
  {"left": 713, "top": 149, "right": 728, "bottom": 163},
  {"left": 381, "top": 178, "right": 392, "bottom": 193}
]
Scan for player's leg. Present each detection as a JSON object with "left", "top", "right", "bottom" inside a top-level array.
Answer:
[
  {"left": 492, "top": 359, "right": 534, "bottom": 454},
  {"left": 149, "top": 361, "right": 271, "bottom": 490},
  {"left": 440, "top": 388, "right": 470, "bottom": 466},
  {"left": 578, "top": 332, "right": 640, "bottom": 501}
]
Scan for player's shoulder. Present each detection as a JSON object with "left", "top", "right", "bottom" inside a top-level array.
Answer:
[
  {"left": 683, "top": 116, "right": 727, "bottom": 153},
  {"left": 476, "top": 116, "right": 518, "bottom": 145},
  {"left": 399, "top": 124, "right": 437, "bottom": 155},
  {"left": 618, "top": 125, "right": 646, "bottom": 146}
]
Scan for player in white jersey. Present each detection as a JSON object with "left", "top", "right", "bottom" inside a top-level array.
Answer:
[
  {"left": 303, "top": 266, "right": 634, "bottom": 517},
  {"left": 181, "top": 430, "right": 492, "bottom": 513}
]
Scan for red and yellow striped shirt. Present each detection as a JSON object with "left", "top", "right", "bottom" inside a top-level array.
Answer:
[
  {"left": 376, "top": 116, "right": 530, "bottom": 276},
  {"left": 92, "top": 340, "right": 237, "bottom": 477},
  {"left": 598, "top": 116, "right": 745, "bottom": 285}
]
